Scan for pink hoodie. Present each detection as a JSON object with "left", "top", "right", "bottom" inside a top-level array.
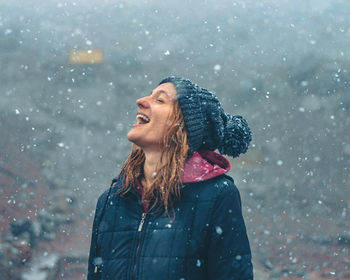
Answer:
[
  {"left": 136, "top": 150, "right": 231, "bottom": 211},
  {"left": 181, "top": 150, "right": 231, "bottom": 183}
]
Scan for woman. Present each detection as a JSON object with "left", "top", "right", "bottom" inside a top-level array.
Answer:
[{"left": 87, "top": 76, "right": 253, "bottom": 280}]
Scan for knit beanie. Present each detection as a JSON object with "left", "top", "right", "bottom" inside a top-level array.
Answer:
[{"left": 159, "top": 76, "right": 252, "bottom": 158}]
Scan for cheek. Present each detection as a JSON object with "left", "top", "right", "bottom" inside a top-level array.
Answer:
[
  {"left": 158, "top": 122, "right": 170, "bottom": 134},
  {"left": 155, "top": 120, "right": 171, "bottom": 137},
  {"left": 166, "top": 120, "right": 173, "bottom": 127}
]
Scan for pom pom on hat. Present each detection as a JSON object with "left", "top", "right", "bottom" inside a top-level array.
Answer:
[
  {"left": 218, "top": 114, "right": 252, "bottom": 157},
  {"left": 159, "top": 76, "right": 252, "bottom": 158}
]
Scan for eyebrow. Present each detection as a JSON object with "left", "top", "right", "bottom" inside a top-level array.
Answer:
[{"left": 150, "top": 90, "right": 172, "bottom": 99}]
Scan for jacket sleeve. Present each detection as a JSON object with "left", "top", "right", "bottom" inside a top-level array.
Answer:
[
  {"left": 206, "top": 178, "right": 254, "bottom": 280},
  {"left": 87, "top": 192, "right": 106, "bottom": 280}
]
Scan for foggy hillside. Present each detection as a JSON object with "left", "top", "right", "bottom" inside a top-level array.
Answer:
[{"left": 0, "top": 0, "right": 349, "bottom": 279}]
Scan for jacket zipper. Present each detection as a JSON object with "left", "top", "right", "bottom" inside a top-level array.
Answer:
[
  {"left": 138, "top": 212, "right": 147, "bottom": 231},
  {"left": 131, "top": 212, "right": 147, "bottom": 279}
]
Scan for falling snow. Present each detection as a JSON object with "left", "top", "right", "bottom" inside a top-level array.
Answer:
[{"left": 1, "top": 0, "right": 349, "bottom": 279}]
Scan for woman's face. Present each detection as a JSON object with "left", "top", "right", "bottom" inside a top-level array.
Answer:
[{"left": 127, "top": 82, "right": 177, "bottom": 151}]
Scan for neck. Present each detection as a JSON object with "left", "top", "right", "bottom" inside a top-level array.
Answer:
[{"left": 142, "top": 149, "right": 163, "bottom": 191}]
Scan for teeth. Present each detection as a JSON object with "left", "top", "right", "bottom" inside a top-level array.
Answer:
[{"left": 136, "top": 114, "right": 150, "bottom": 123}]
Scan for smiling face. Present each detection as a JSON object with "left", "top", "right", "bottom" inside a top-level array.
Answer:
[{"left": 127, "top": 82, "right": 178, "bottom": 151}]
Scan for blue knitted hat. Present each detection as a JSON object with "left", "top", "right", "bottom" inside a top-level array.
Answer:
[{"left": 159, "top": 76, "right": 252, "bottom": 158}]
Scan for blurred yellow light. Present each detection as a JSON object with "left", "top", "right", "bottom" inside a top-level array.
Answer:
[{"left": 69, "top": 49, "right": 103, "bottom": 64}]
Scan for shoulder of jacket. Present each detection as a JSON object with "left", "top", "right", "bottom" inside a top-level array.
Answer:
[
  {"left": 210, "top": 174, "right": 236, "bottom": 190},
  {"left": 97, "top": 188, "right": 110, "bottom": 207},
  {"left": 208, "top": 174, "right": 241, "bottom": 202},
  {"left": 209, "top": 175, "right": 243, "bottom": 212},
  {"left": 184, "top": 174, "right": 238, "bottom": 201},
  {"left": 96, "top": 177, "right": 122, "bottom": 210}
]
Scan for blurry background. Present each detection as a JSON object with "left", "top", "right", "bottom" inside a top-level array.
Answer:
[{"left": 0, "top": 0, "right": 349, "bottom": 279}]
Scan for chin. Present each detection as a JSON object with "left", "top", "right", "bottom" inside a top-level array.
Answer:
[
  {"left": 126, "top": 132, "right": 136, "bottom": 143},
  {"left": 127, "top": 131, "right": 141, "bottom": 146}
]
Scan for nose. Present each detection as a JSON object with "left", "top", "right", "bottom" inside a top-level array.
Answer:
[{"left": 136, "top": 96, "right": 150, "bottom": 109}]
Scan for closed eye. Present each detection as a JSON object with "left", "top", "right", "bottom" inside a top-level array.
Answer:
[{"left": 156, "top": 98, "right": 165, "bottom": 103}]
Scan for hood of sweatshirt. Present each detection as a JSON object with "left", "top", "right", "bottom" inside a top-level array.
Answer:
[{"left": 181, "top": 150, "right": 231, "bottom": 183}]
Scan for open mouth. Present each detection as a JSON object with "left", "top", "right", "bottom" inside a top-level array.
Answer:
[{"left": 136, "top": 114, "right": 150, "bottom": 124}]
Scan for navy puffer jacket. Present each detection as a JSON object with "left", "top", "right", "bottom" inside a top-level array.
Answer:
[{"left": 87, "top": 174, "right": 253, "bottom": 280}]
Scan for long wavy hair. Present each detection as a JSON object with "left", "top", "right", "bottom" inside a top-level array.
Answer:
[{"left": 117, "top": 97, "right": 189, "bottom": 217}]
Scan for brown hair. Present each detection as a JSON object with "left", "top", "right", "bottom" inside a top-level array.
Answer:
[{"left": 117, "top": 99, "right": 189, "bottom": 217}]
